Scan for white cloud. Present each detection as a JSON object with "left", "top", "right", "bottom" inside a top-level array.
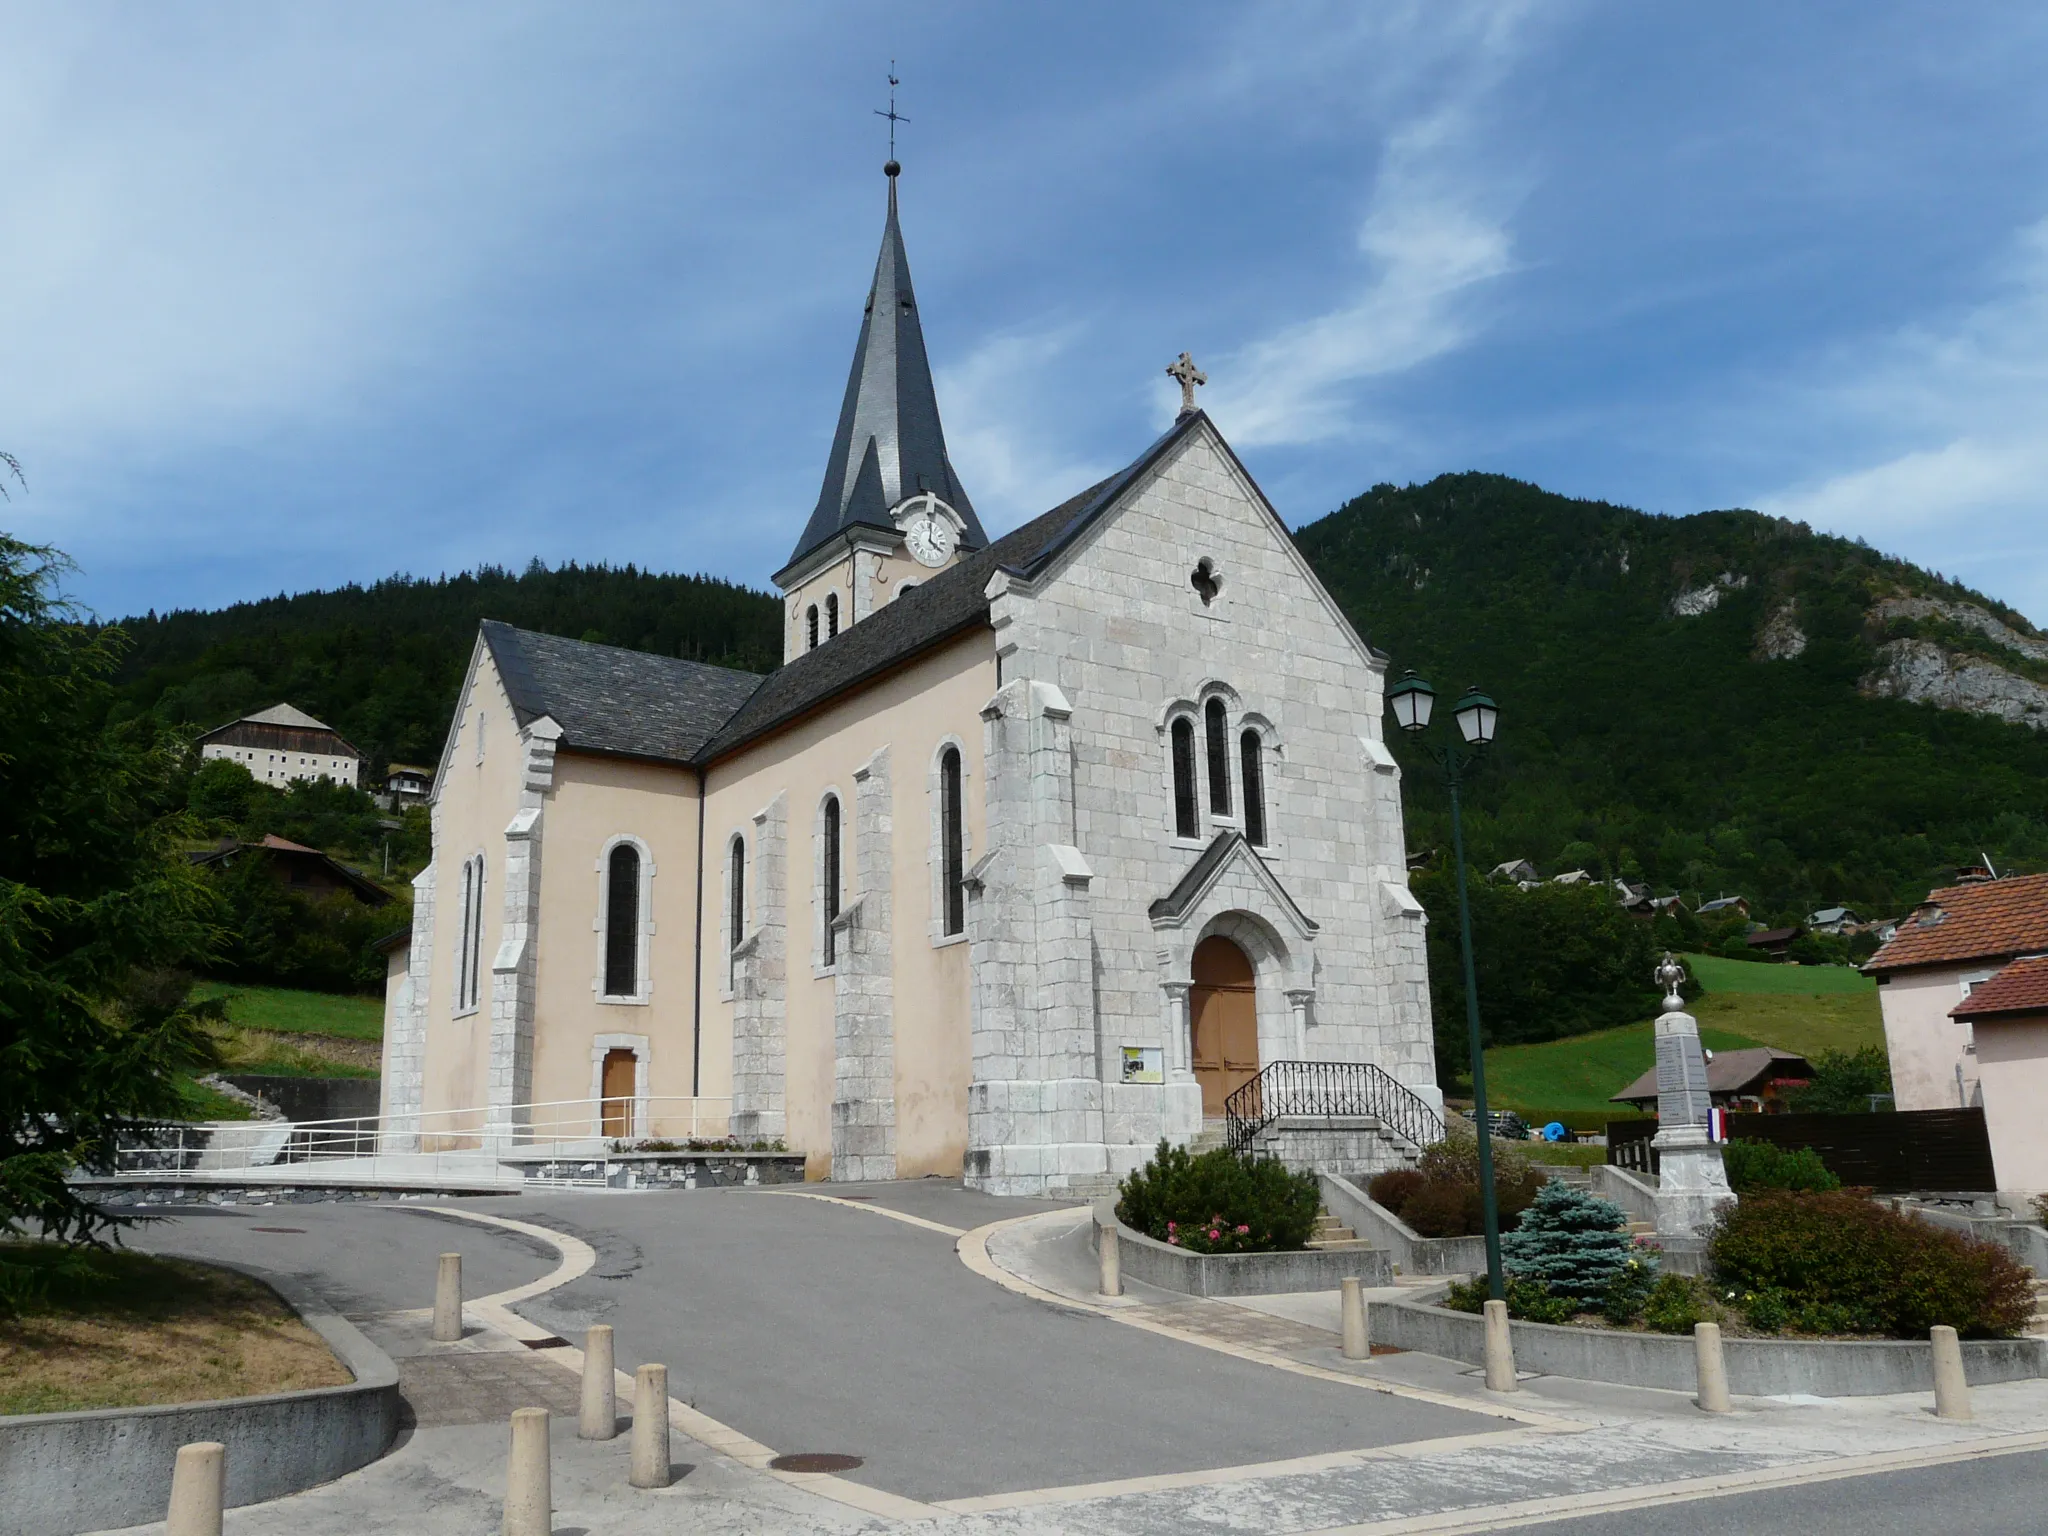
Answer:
[
  {"left": 1198, "top": 5, "right": 1538, "bottom": 448},
  {"left": 1754, "top": 217, "right": 2048, "bottom": 618},
  {"left": 936, "top": 323, "right": 1118, "bottom": 532}
]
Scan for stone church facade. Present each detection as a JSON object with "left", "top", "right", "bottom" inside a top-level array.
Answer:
[{"left": 380, "top": 166, "right": 1440, "bottom": 1194}]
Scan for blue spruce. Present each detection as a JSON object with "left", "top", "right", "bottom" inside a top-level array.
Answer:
[{"left": 1500, "top": 1181, "right": 1646, "bottom": 1299}]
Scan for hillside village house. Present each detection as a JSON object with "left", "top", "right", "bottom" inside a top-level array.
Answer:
[
  {"left": 1865, "top": 871, "right": 2048, "bottom": 1118},
  {"left": 1952, "top": 955, "right": 2048, "bottom": 1200},
  {"left": 378, "top": 165, "right": 1440, "bottom": 1194},
  {"left": 199, "top": 702, "right": 362, "bottom": 789}
]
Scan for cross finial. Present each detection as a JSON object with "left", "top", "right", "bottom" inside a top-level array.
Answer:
[
  {"left": 1166, "top": 351, "right": 1207, "bottom": 415},
  {"left": 875, "top": 63, "right": 908, "bottom": 170}
]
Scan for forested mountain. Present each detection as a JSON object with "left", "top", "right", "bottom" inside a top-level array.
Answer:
[
  {"left": 1297, "top": 473, "right": 2048, "bottom": 925},
  {"left": 110, "top": 562, "right": 783, "bottom": 769},
  {"left": 105, "top": 472, "right": 2048, "bottom": 927}
]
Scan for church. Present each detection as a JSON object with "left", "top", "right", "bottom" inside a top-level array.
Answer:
[{"left": 378, "top": 162, "right": 1441, "bottom": 1195}]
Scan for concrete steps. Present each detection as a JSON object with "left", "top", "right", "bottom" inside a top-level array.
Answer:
[
  {"left": 1306, "top": 1210, "right": 1374, "bottom": 1252},
  {"left": 2027, "top": 1279, "right": 2048, "bottom": 1337},
  {"left": 1190, "top": 1120, "right": 1230, "bottom": 1154}
]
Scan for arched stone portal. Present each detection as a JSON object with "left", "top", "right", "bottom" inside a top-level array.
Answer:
[{"left": 1190, "top": 934, "right": 1260, "bottom": 1115}]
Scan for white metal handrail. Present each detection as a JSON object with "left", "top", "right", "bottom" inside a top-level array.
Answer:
[{"left": 112, "top": 1094, "right": 736, "bottom": 1178}]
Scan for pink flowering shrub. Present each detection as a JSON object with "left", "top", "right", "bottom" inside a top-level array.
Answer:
[{"left": 1115, "top": 1140, "right": 1320, "bottom": 1253}]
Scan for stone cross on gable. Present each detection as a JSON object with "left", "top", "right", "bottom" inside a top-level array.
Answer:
[{"left": 1166, "top": 352, "right": 1207, "bottom": 414}]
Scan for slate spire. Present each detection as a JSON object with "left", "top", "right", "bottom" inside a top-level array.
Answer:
[{"left": 782, "top": 163, "right": 985, "bottom": 577}]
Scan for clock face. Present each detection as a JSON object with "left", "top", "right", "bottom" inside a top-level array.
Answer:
[{"left": 905, "top": 510, "right": 956, "bottom": 567}]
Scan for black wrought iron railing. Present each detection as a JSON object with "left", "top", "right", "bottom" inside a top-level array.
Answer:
[{"left": 1223, "top": 1060, "right": 1446, "bottom": 1157}]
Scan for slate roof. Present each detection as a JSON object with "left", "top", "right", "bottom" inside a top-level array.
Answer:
[
  {"left": 1610, "top": 1047, "right": 1813, "bottom": 1105},
  {"left": 1864, "top": 872, "right": 2048, "bottom": 974},
  {"left": 476, "top": 408, "right": 1319, "bottom": 770},
  {"left": 1952, "top": 955, "right": 2048, "bottom": 1021},
  {"left": 478, "top": 621, "right": 765, "bottom": 767},
  {"left": 783, "top": 169, "right": 987, "bottom": 576}
]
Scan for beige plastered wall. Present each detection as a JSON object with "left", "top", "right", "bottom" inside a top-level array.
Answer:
[
  {"left": 1877, "top": 965, "right": 1987, "bottom": 1111},
  {"left": 525, "top": 750, "right": 705, "bottom": 1130},
  {"left": 700, "top": 630, "right": 994, "bottom": 1178},
  {"left": 420, "top": 652, "right": 529, "bottom": 1130},
  {"left": 1974, "top": 1016, "right": 2048, "bottom": 1195}
]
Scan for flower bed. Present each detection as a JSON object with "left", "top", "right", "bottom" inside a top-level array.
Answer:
[{"left": 1115, "top": 1140, "right": 1320, "bottom": 1253}]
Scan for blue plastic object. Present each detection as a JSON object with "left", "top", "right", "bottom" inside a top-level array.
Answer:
[{"left": 1542, "top": 1121, "right": 1567, "bottom": 1142}]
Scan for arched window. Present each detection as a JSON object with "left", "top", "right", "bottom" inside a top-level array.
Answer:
[
  {"left": 821, "top": 794, "right": 842, "bottom": 967},
  {"left": 1205, "top": 697, "right": 1231, "bottom": 816},
  {"left": 806, "top": 604, "right": 820, "bottom": 651},
  {"left": 825, "top": 591, "right": 840, "bottom": 638},
  {"left": 603, "top": 842, "right": 641, "bottom": 997},
  {"left": 940, "top": 746, "right": 965, "bottom": 936},
  {"left": 1241, "top": 730, "right": 1267, "bottom": 846},
  {"left": 727, "top": 834, "right": 746, "bottom": 987},
  {"left": 1170, "top": 717, "right": 1199, "bottom": 839}
]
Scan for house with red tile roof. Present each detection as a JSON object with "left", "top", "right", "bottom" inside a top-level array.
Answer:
[
  {"left": 1952, "top": 954, "right": 2048, "bottom": 1199},
  {"left": 1864, "top": 871, "right": 2048, "bottom": 1116}
]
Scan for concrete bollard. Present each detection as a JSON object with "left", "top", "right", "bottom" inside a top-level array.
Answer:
[
  {"left": 579, "top": 1324, "right": 617, "bottom": 1440},
  {"left": 1098, "top": 1217, "right": 1122, "bottom": 1297},
  {"left": 1694, "top": 1321, "right": 1732, "bottom": 1413},
  {"left": 630, "top": 1364, "right": 671, "bottom": 1489},
  {"left": 1931, "top": 1325, "right": 1972, "bottom": 1421},
  {"left": 503, "top": 1407, "right": 551, "bottom": 1536},
  {"left": 1482, "top": 1298, "right": 1518, "bottom": 1392},
  {"left": 1341, "top": 1276, "right": 1369, "bottom": 1361},
  {"left": 166, "top": 1441, "right": 225, "bottom": 1536},
  {"left": 432, "top": 1251, "right": 463, "bottom": 1343}
]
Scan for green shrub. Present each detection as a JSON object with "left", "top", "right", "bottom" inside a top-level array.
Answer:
[
  {"left": 1721, "top": 1140, "right": 1841, "bottom": 1193},
  {"left": 1442, "top": 1273, "right": 1577, "bottom": 1324},
  {"left": 1709, "top": 1191, "right": 2034, "bottom": 1338},
  {"left": 1601, "top": 1255, "right": 1660, "bottom": 1325},
  {"left": 1501, "top": 1182, "right": 1640, "bottom": 1299},
  {"left": 1785, "top": 1047, "right": 1894, "bottom": 1115},
  {"left": 1115, "top": 1141, "right": 1321, "bottom": 1253},
  {"left": 1641, "top": 1274, "right": 1716, "bottom": 1334}
]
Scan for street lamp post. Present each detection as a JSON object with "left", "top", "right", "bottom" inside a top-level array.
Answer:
[{"left": 1387, "top": 670, "right": 1506, "bottom": 1302}]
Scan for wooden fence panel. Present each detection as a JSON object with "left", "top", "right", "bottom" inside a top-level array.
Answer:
[{"left": 1720, "top": 1108, "right": 1995, "bottom": 1194}]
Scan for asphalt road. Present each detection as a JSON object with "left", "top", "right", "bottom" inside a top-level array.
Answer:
[
  {"left": 128, "top": 1181, "right": 1496, "bottom": 1504},
  {"left": 1510, "top": 1449, "right": 2048, "bottom": 1536}
]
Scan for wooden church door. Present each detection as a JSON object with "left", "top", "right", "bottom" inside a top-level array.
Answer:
[
  {"left": 600, "top": 1049, "right": 636, "bottom": 1138},
  {"left": 1189, "top": 935, "right": 1260, "bottom": 1116}
]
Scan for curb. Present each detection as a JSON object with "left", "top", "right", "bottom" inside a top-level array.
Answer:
[{"left": 0, "top": 1263, "right": 401, "bottom": 1536}]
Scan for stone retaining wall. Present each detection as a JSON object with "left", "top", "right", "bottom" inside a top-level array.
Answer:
[
  {"left": 0, "top": 1268, "right": 400, "bottom": 1536},
  {"left": 507, "top": 1150, "right": 807, "bottom": 1188},
  {"left": 1319, "top": 1174, "right": 1485, "bottom": 1276},
  {"left": 1368, "top": 1294, "right": 2048, "bottom": 1396},
  {"left": 1105, "top": 1219, "right": 1389, "bottom": 1297}
]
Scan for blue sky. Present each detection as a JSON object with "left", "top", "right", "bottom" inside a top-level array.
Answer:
[{"left": 7, "top": 3, "right": 2047, "bottom": 625}]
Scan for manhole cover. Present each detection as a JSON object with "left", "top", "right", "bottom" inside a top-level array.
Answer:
[
  {"left": 521, "top": 1336, "right": 570, "bottom": 1350},
  {"left": 249, "top": 1227, "right": 306, "bottom": 1234},
  {"left": 769, "top": 1453, "right": 863, "bottom": 1473}
]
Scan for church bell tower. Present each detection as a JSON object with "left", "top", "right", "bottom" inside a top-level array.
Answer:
[{"left": 774, "top": 160, "right": 987, "bottom": 662}]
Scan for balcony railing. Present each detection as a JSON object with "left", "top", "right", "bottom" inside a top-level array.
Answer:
[{"left": 1223, "top": 1060, "right": 1445, "bottom": 1157}]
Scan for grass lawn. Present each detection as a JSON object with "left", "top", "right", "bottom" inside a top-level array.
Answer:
[
  {"left": 1680, "top": 952, "right": 1875, "bottom": 996},
  {"left": 1478, "top": 953, "right": 1887, "bottom": 1127},
  {"left": 194, "top": 982, "right": 384, "bottom": 1041},
  {"left": 0, "top": 1244, "right": 350, "bottom": 1415}
]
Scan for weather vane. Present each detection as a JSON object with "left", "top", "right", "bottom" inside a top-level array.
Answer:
[{"left": 875, "top": 63, "right": 908, "bottom": 167}]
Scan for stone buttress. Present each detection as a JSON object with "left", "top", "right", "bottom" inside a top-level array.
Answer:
[
  {"left": 963, "top": 677, "right": 1107, "bottom": 1195},
  {"left": 730, "top": 791, "right": 789, "bottom": 1141},
  {"left": 831, "top": 747, "right": 897, "bottom": 1179}
]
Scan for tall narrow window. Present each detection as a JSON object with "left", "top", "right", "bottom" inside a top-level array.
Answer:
[
  {"left": 728, "top": 834, "right": 746, "bottom": 983},
  {"left": 806, "top": 604, "right": 819, "bottom": 651},
  {"left": 821, "top": 795, "right": 842, "bottom": 966},
  {"left": 825, "top": 591, "right": 840, "bottom": 638},
  {"left": 1170, "top": 717, "right": 1199, "bottom": 838},
  {"left": 604, "top": 843, "right": 641, "bottom": 997},
  {"left": 1241, "top": 730, "right": 1266, "bottom": 846},
  {"left": 940, "top": 746, "right": 965, "bottom": 936},
  {"left": 458, "top": 855, "right": 485, "bottom": 1011},
  {"left": 457, "top": 857, "right": 476, "bottom": 1011},
  {"left": 1205, "top": 697, "right": 1231, "bottom": 816}
]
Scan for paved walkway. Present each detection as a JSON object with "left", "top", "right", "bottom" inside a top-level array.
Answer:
[{"left": 93, "top": 1182, "right": 2048, "bottom": 1535}]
